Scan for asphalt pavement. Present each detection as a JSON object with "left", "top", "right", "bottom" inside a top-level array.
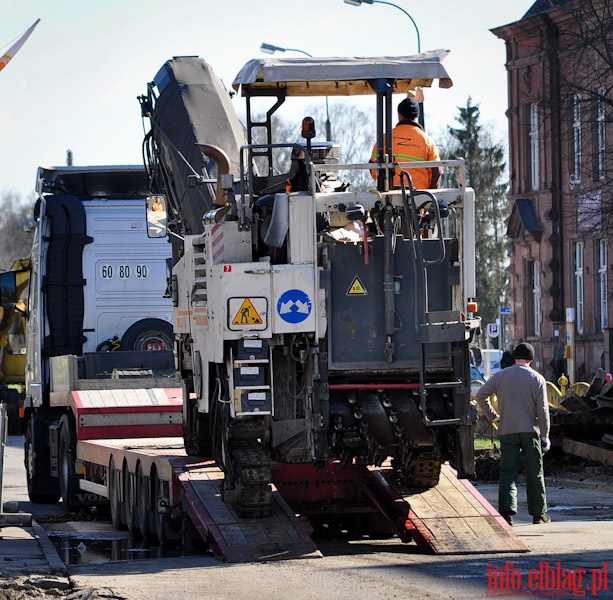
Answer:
[
  {"left": 1, "top": 434, "right": 70, "bottom": 596},
  {"left": 2, "top": 434, "right": 613, "bottom": 599}
]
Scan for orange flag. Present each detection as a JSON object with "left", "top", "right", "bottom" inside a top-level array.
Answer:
[{"left": 0, "top": 19, "right": 40, "bottom": 73}]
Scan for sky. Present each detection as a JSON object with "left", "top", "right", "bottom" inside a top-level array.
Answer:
[{"left": 0, "top": 0, "right": 536, "bottom": 202}]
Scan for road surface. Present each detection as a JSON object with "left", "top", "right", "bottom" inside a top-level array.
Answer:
[{"left": 2, "top": 435, "right": 612, "bottom": 599}]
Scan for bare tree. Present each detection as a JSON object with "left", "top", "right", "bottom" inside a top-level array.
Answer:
[
  {"left": 259, "top": 102, "right": 376, "bottom": 190},
  {"left": 307, "top": 101, "right": 375, "bottom": 190},
  {"left": 536, "top": 0, "right": 613, "bottom": 236},
  {"left": 0, "top": 192, "right": 34, "bottom": 270}
]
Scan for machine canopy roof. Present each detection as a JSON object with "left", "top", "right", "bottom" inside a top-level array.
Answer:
[{"left": 232, "top": 50, "right": 453, "bottom": 97}]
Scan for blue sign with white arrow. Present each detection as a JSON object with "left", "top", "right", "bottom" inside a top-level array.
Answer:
[{"left": 277, "top": 289, "right": 312, "bottom": 324}]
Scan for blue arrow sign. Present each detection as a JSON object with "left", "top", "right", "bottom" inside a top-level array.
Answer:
[{"left": 277, "top": 289, "right": 312, "bottom": 324}]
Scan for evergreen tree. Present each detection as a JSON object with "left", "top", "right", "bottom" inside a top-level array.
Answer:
[{"left": 443, "top": 98, "right": 508, "bottom": 346}]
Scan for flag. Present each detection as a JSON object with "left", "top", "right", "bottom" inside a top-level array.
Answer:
[{"left": 0, "top": 19, "right": 40, "bottom": 73}]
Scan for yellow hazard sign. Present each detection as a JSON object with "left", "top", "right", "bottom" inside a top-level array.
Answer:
[
  {"left": 228, "top": 297, "right": 267, "bottom": 331},
  {"left": 346, "top": 276, "right": 368, "bottom": 296},
  {"left": 231, "top": 298, "right": 264, "bottom": 327}
]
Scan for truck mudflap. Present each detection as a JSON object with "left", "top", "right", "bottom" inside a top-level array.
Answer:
[
  {"left": 171, "top": 457, "right": 321, "bottom": 562},
  {"left": 365, "top": 463, "right": 529, "bottom": 554}
]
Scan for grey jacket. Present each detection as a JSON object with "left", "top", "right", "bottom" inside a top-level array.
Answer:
[{"left": 476, "top": 363, "right": 550, "bottom": 439}]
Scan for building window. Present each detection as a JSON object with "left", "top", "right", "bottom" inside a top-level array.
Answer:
[
  {"left": 525, "top": 259, "right": 540, "bottom": 337},
  {"left": 529, "top": 103, "right": 540, "bottom": 191},
  {"left": 578, "top": 190, "right": 602, "bottom": 232},
  {"left": 574, "top": 241, "right": 584, "bottom": 333},
  {"left": 532, "top": 260, "right": 541, "bottom": 336},
  {"left": 598, "top": 239, "right": 608, "bottom": 330},
  {"left": 571, "top": 94, "right": 581, "bottom": 184},
  {"left": 597, "top": 89, "right": 606, "bottom": 181}
]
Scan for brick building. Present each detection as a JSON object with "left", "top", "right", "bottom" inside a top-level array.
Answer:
[{"left": 492, "top": 0, "right": 612, "bottom": 383}]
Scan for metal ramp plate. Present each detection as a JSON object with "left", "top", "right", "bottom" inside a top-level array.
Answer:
[
  {"left": 173, "top": 459, "right": 322, "bottom": 562},
  {"left": 368, "top": 463, "right": 529, "bottom": 554}
]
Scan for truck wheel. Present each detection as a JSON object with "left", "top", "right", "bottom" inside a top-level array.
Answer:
[
  {"left": 58, "top": 415, "right": 79, "bottom": 511},
  {"left": 123, "top": 463, "right": 137, "bottom": 536},
  {"left": 24, "top": 420, "right": 60, "bottom": 504},
  {"left": 109, "top": 456, "right": 125, "bottom": 530},
  {"left": 183, "top": 397, "right": 213, "bottom": 458},
  {"left": 135, "top": 462, "right": 150, "bottom": 540},
  {"left": 119, "top": 318, "right": 173, "bottom": 352},
  {"left": 4, "top": 389, "right": 23, "bottom": 435}
]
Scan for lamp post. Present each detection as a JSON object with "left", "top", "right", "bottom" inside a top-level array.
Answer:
[
  {"left": 260, "top": 43, "right": 312, "bottom": 58},
  {"left": 342, "top": 0, "right": 424, "bottom": 127},
  {"left": 260, "top": 43, "right": 331, "bottom": 141},
  {"left": 499, "top": 292, "right": 506, "bottom": 353},
  {"left": 343, "top": 0, "right": 421, "bottom": 53}
]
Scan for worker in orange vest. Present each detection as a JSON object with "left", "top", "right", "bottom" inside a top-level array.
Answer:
[{"left": 370, "top": 96, "right": 442, "bottom": 190}]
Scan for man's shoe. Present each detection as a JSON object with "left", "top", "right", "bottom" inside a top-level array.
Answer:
[
  {"left": 501, "top": 512, "right": 514, "bottom": 526},
  {"left": 533, "top": 513, "right": 551, "bottom": 524}
]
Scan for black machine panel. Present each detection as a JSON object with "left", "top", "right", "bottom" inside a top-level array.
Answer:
[{"left": 327, "top": 237, "right": 455, "bottom": 370}]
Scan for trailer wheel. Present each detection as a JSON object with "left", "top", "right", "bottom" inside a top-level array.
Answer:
[
  {"left": 119, "top": 318, "right": 173, "bottom": 352},
  {"left": 153, "top": 472, "right": 169, "bottom": 544},
  {"left": 135, "top": 462, "right": 150, "bottom": 540},
  {"left": 58, "top": 416, "right": 79, "bottom": 511},
  {"left": 124, "top": 463, "right": 137, "bottom": 536},
  {"left": 152, "top": 472, "right": 181, "bottom": 545},
  {"left": 24, "top": 419, "right": 60, "bottom": 504},
  {"left": 109, "top": 456, "right": 125, "bottom": 530}
]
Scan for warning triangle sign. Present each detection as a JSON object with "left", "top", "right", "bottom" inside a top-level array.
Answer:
[
  {"left": 232, "top": 298, "right": 264, "bottom": 325},
  {"left": 347, "top": 276, "right": 368, "bottom": 296}
]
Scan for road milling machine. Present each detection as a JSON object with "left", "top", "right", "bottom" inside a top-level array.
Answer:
[{"left": 139, "top": 52, "right": 481, "bottom": 520}]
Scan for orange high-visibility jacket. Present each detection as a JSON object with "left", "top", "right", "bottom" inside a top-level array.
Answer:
[{"left": 370, "top": 121, "right": 440, "bottom": 189}]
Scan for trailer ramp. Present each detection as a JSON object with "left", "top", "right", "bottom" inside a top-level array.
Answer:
[
  {"left": 366, "top": 463, "right": 529, "bottom": 554},
  {"left": 172, "top": 458, "right": 321, "bottom": 562}
]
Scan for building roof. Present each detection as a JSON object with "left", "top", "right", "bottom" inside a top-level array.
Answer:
[
  {"left": 523, "top": 0, "right": 576, "bottom": 19},
  {"left": 506, "top": 198, "right": 543, "bottom": 241}
]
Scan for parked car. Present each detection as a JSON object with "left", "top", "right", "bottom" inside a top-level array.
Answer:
[
  {"left": 474, "top": 349, "right": 502, "bottom": 379},
  {"left": 470, "top": 365, "right": 486, "bottom": 403},
  {"left": 470, "top": 363, "right": 499, "bottom": 436}
]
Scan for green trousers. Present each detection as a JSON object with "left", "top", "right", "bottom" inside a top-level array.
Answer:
[{"left": 499, "top": 432, "right": 547, "bottom": 517}]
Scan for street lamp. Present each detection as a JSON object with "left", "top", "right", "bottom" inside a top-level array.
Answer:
[
  {"left": 260, "top": 43, "right": 313, "bottom": 58},
  {"left": 342, "top": 0, "right": 421, "bottom": 53},
  {"left": 499, "top": 291, "right": 507, "bottom": 352},
  {"left": 343, "top": 0, "right": 423, "bottom": 127},
  {"left": 260, "top": 43, "right": 332, "bottom": 142}
]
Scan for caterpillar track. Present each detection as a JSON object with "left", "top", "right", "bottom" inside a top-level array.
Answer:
[{"left": 225, "top": 440, "right": 273, "bottom": 519}]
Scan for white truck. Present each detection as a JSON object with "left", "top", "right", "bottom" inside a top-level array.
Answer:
[{"left": 0, "top": 165, "right": 176, "bottom": 508}]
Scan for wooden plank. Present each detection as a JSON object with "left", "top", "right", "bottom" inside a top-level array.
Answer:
[
  {"left": 439, "top": 467, "right": 490, "bottom": 516},
  {"left": 563, "top": 438, "right": 613, "bottom": 466},
  {"left": 178, "top": 463, "right": 321, "bottom": 562},
  {"left": 419, "top": 516, "right": 525, "bottom": 554},
  {"left": 377, "top": 464, "right": 529, "bottom": 554}
]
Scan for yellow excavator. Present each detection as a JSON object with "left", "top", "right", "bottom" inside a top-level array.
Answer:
[{"left": 0, "top": 257, "right": 29, "bottom": 433}]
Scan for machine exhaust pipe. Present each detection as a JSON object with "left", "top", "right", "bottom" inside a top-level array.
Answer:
[{"left": 197, "top": 143, "right": 232, "bottom": 206}]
